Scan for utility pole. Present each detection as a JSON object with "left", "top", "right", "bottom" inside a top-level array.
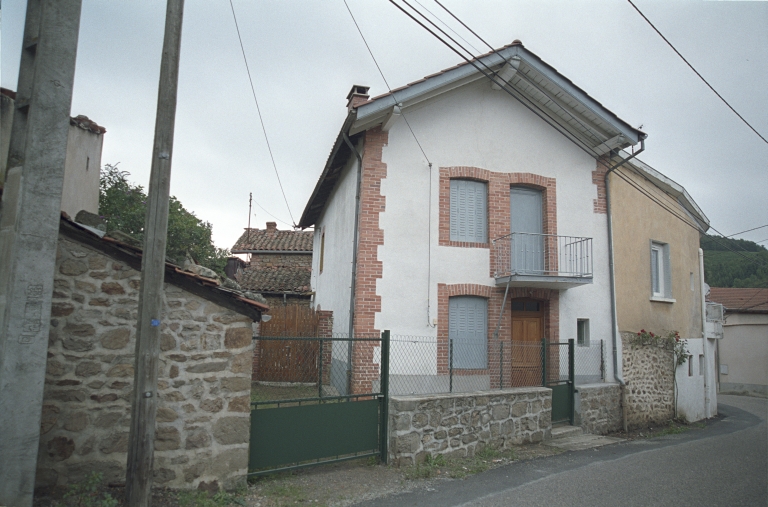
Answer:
[
  {"left": 0, "top": 1, "right": 83, "bottom": 505},
  {"left": 125, "top": 1, "right": 184, "bottom": 505}
]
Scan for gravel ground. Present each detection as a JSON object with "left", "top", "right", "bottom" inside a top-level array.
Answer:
[{"left": 32, "top": 443, "right": 560, "bottom": 507}]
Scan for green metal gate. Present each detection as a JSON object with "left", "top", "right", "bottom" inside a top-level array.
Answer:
[
  {"left": 248, "top": 331, "right": 390, "bottom": 475},
  {"left": 544, "top": 338, "right": 574, "bottom": 425}
]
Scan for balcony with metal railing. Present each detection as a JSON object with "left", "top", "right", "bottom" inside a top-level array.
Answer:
[{"left": 492, "top": 233, "right": 593, "bottom": 289}]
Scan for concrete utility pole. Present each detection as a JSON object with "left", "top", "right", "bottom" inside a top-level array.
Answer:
[
  {"left": 125, "top": 1, "right": 185, "bottom": 505},
  {"left": 0, "top": 1, "right": 83, "bottom": 505}
]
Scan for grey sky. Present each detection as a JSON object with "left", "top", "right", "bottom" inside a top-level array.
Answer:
[{"left": 2, "top": 0, "right": 767, "bottom": 248}]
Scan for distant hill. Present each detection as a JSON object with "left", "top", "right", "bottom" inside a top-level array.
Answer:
[{"left": 700, "top": 234, "right": 768, "bottom": 288}]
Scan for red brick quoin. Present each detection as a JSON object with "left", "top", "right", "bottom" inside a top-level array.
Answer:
[
  {"left": 437, "top": 283, "right": 559, "bottom": 389},
  {"left": 351, "top": 127, "right": 388, "bottom": 394}
]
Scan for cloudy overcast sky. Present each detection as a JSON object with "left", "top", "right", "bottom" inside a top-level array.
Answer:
[{"left": 2, "top": 0, "right": 767, "bottom": 248}]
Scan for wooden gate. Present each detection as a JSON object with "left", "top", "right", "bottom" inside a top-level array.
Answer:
[{"left": 258, "top": 305, "right": 320, "bottom": 382}]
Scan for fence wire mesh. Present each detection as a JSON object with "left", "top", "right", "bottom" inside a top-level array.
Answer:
[
  {"left": 251, "top": 332, "right": 606, "bottom": 402},
  {"left": 252, "top": 334, "right": 383, "bottom": 406}
]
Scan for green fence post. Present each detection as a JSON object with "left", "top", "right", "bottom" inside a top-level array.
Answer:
[
  {"left": 499, "top": 341, "right": 504, "bottom": 390},
  {"left": 542, "top": 337, "right": 547, "bottom": 387},
  {"left": 380, "top": 330, "right": 390, "bottom": 464},
  {"left": 449, "top": 339, "right": 454, "bottom": 393},
  {"left": 318, "top": 338, "right": 324, "bottom": 399},
  {"left": 569, "top": 338, "right": 575, "bottom": 425}
]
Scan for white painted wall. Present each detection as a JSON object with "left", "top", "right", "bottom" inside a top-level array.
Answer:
[
  {"left": 373, "top": 81, "right": 614, "bottom": 377},
  {"left": 718, "top": 313, "right": 768, "bottom": 396},
  {"left": 311, "top": 142, "right": 360, "bottom": 338},
  {"left": 675, "top": 337, "right": 718, "bottom": 421},
  {"left": 62, "top": 125, "right": 103, "bottom": 219}
]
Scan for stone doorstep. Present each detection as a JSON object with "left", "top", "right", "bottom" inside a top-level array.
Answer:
[
  {"left": 543, "top": 433, "right": 624, "bottom": 452},
  {"left": 549, "top": 425, "right": 583, "bottom": 440}
]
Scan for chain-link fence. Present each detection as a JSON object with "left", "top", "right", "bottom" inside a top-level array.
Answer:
[
  {"left": 252, "top": 333, "right": 606, "bottom": 402},
  {"left": 252, "top": 334, "right": 384, "bottom": 407},
  {"left": 573, "top": 341, "right": 605, "bottom": 385}
]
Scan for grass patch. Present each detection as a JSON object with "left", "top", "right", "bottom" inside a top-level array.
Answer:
[{"left": 404, "top": 446, "right": 516, "bottom": 480}]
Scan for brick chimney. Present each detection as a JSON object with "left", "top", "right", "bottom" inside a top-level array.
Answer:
[
  {"left": 266, "top": 222, "right": 277, "bottom": 231},
  {"left": 346, "top": 85, "right": 370, "bottom": 111}
]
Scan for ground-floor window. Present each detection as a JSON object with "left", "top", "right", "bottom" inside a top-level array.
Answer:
[{"left": 448, "top": 296, "right": 488, "bottom": 369}]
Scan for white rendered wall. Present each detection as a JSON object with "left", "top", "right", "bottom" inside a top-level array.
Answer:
[
  {"left": 311, "top": 143, "right": 359, "bottom": 338},
  {"left": 62, "top": 125, "right": 103, "bottom": 219},
  {"left": 374, "top": 81, "right": 614, "bottom": 378},
  {"left": 718, "top": 313, "right": 768, "bottom": 396},
  {"left": 675, "top": 338, "right": 717, "bottom": 421}
]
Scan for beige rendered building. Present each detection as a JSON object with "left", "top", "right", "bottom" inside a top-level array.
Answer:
[{"left": 609, "top": 158, "right": 708, "bottom": 339}]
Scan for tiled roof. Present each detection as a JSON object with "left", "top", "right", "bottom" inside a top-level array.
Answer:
[
  {"left": 237, "top": 264, "right": 311, "bottom": 294},
  {"left": 708, "top": 287, "right": 768, "bottom": 313},
  {"left": 70, "top": 115, "right": 106, "bottom": 134},
  {"left": 60, "top": 213, "right": 269, "bottom": 316},
  {"left": 232, "top": 226, "right": 313, "bottom": 252}
]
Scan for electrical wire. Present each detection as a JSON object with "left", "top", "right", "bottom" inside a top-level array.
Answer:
[
  {"left": 627, "top": 0, "right": 768, "bottom": 145},
  {"left": 413, "top": 0, "right": 482, "bottom": 55},
  {"left": 726, "top": 224, "right": 768, "bottom": 238},
  {"left": 251, "top": 197, "right": 294, "bottom": 229},
  {"left": 342, "top": 0, "right": 432, "bottom": 165},
  {"left": 228, "top": 0, "right": 297, "bottom": 227}
]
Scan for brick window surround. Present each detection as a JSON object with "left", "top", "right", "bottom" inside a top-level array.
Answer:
[
  {"left": 437, "top": 283, "right": 559, "bottom": 388},
  {"left": 439, "top": 167, "right": 558, "bottom": 275}
]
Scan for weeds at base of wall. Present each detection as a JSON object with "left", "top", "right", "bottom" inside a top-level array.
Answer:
[
  {"left": 609, "top": 418, "right": 707, "bottom": 440},
  {"left": 61, "top": 473, "right": 117, "bottom": 507},
  {"left": 403, "top": 447, "right": 516, "bottom": 480}
]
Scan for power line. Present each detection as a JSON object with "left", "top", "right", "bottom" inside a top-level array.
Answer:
[
  {"left": 342, "top": 0, "right": 432, "bottom": 165},
  {"left": 228, "top": 0, "right": 297, "bottom": 227},
  {"left": 726, "top": 224, "right": 768, "bottom": 238},
  {"left": 413, "top": 0, "right": 482, "bottom": 55},
  {"left": 627, "top": 0, "right": 768, "bottom": 145},
  {"left": 251, "top": 197, "right": 293, "bottom": 229},
  {"left": 393, "top": 0, "right": 768, "bottom": 272}
]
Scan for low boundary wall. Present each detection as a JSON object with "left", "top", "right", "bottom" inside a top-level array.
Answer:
[
  {"left": 388, "top": 387, "right": 551, "bottom": 466},
  {"left": 574, "top": 383, "right": 622, "bottom": 434}
]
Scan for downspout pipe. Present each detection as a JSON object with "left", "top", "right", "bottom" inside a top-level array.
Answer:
[
  {"left": 343, "top": 131, "right": 363, "bottom": 395},
  {"left": 699, "top": 247, "right": 710, "bottom": 417},
  {"left": 605, "top": 139, "right": 645, "bottom": 432}
]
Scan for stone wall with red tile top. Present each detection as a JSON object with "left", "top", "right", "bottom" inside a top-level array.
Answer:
[{"left": 38, "top": 237, "right": 254, "bottom": 491}]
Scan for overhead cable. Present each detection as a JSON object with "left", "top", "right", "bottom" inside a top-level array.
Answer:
[
  {"left": 627, "top": 0, "right": 767, "bottom": 145},
  {"left": 228, "top": 0, "right": 297, "bottom": 227}
]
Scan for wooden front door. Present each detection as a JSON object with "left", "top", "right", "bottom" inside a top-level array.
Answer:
[
  {"left": 510, "top": 300, "right": 544, "bottom": 387},
  {"left": 258, "top": 305, "right": 319, "bottom": 383}
]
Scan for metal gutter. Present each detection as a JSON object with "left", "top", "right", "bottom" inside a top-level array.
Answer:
[{"left": 343, "top": 131, "right": 364, "bottom": 395}]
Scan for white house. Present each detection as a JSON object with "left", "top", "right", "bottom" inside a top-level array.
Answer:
[{"left": 298, "top": 41, "right": 653, "bottom": 407}]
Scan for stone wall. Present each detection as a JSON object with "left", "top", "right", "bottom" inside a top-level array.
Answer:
[
  {"left": 389, "top": 388, "right": 551, "bottom": 466},
  {"left": 621, "top": 332, "right": 674, "bottom": 429},
  {"left": 38, "top": 237, "right": 254, "bottom": 490},
  {"left": 574, "top": 383, "right": 622, "bottom": 434}
]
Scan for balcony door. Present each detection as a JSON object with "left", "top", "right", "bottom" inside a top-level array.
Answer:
[{"left": 510, "top": 187, "right": 543, "bottom": 274}]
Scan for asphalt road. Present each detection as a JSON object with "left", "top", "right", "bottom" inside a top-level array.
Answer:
[{"left": 359, "top": 395, "right": 767, "bottom": 507}]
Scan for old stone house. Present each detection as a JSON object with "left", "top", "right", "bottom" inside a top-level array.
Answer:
[
  {"left": 37, "top": 215, "right": 267, "bottom": 491},
  {"left": 230, "top": 222, "right": 313, "bottom": 308}
]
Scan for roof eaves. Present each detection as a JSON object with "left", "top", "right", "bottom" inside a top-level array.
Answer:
[{"left": 298, "top": 110, "right": 358, "bottom": 228}]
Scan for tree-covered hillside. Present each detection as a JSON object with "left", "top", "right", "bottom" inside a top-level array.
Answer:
[{"left": 701, "top": 234, "right": 768, "bottom": 288}]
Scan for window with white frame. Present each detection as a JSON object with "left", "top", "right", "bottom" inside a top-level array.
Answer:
[
  {"left": 450, "top": 179, "right": 487, "bottom": 243},
  {"left": 650, "top": 241, "right": 672, "bottom": 299},
  {"left": 448, "top": 296, "right": 488, "bottom": 369},
  {"left": 577, "top": 319, "right": 590, "bottom": 347}
]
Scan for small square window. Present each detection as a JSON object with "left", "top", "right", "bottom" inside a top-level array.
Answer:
[{"left": 577, "top": 319, "right": 589, "bottom": 347}]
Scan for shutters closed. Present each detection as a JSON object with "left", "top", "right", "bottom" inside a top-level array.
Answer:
[
  {"left": 449, "top": 296, "right": 488, "bottom": 369},
  {"left": 450, "top": 179, "right": 487, "bottom": 243}
]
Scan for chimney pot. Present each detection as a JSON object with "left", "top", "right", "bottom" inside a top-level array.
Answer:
[
  {"left": 266, "top": 222, "right": 277, "bottom": 231},
  {"left": 346, "top": 84, "right": 370, "bottom": 110}
]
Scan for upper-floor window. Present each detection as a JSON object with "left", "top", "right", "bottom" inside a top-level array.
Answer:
[
  {"left": 651, "top": 241, "right": 672, "bottom": 299},
  {"left": 450, "top": 179, "right": 487, "bottom": 243}
]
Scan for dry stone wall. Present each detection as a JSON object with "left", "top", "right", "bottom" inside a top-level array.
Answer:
[
  {"left": 389, "top": 388, "right": 551, "bottom": 467},
  {"left": 574, "top": 384, "right": 622, "bottom": 434},
  {"left": 621, "top": 332, "right": 674, "bottom": 429},
  {"left": 38, "top": 237, "right": 254, "bottom": 490}
]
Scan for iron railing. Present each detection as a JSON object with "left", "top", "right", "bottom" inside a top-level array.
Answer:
[{"left": 492, "top": 232, "right": 593, "bottom": 279}]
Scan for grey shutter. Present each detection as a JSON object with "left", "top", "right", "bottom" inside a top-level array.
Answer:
[
  {"left": 510, "top": 187, "right": 543, "bottom": 273},
  {"left": 449, "top": 296, "right": 488, "bottom": 369},
  {"left": 450, "top": 180, "right": 487, "bottom": 243},
  {"left": 651, "top": 246, "right": 660, "bottom": 295}
]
